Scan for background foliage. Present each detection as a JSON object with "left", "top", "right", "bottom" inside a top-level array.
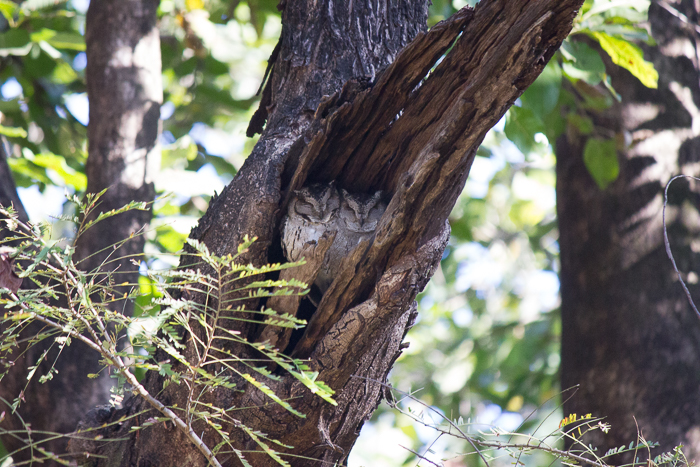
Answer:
[{"left": 0, "top": 0, "right": 656, "bottom": 465}]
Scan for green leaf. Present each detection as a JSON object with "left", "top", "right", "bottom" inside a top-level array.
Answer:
[
  {"left": 134, "top": 274, "right": 162, "bottom": 317},
  {"left": 0, "top": 125, "right": 27, "bottom": 138},
  {"left": 29, "top": 28, "right": 55, "bottom": 43},
  {"left": 22, "top": 45, "right": 57, "bottom": 77},
  {"left": 0, "top": 29, "right": 32, "bottom": 57},
  {"left": 505, "top": 106, "right": 546, "bottom": 155},
  {"left": 561, "top": 40, "right": 606, "bottom": 85},
  {"left": 162, "top": 135, "right": 198, "bottom": 170},
  {"left": 21, "top": 245, "right": 51, "bottom": 276},
  {"left": 591, "top": 31, "right": 658, "bottom": 88},
  {"left": 37, "top": 40, "right": 61, "bottom": 59},
  {"left": 31, "top": 152, "right": 87, "bottom": 191},
  {"left": 583, "top": 137, "right": 619, "bottom": 189},
  {"left": 52, "top": 61, "right": 78, "bottom": 84},
  {"left": 186, "top": 237, "right": 211, "bottom": 258},
  {"left": 240, "top": 373, "right": 306, "bottom": 417},
  {"left": 8, "top": 156, "right": 53, "bottom": 187},
  {"left": 81, "top": 200, "right": 149, "bottom": 234},
  {"left": 155, "top": 225, "right": 187, "bottom": 253},
  {"left": 238, "top": 424, "right": 291, "bottom": 467},
  {"left": 520, "top": 60, "right": 562, "bottom": 119},
  {"left": 20, "top": 0, "right": 68, "bottom": 11},
  {"left": 582, "top": 0, "right": 650, "bottom": 22},
  {"left": 587, "top": 21, "right": 651, "bottom": 43},
  {"left": 47, "top": 32, "right": 86, "bottom": 51},
  {"left": 0, "top": 0, "right": 18, "bottom": 21}
]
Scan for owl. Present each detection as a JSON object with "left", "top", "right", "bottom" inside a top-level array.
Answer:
[
  {"left": 339, "top": 189, "right": 386, "bottom": 234},
  {"left": 315, "top": 189, "right": 386, "bottom": 292},
  {"left": 281, "top": 182, "right": 341, "bottom": 263},
  {"left": 281, "top": 183, "right": 386, "bottom": 300}
]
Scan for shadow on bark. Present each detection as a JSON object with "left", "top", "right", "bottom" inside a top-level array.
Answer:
[{"left": 0, "top": 1, "right": 585, "bottom": 466}]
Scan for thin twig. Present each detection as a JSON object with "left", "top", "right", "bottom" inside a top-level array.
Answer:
[
  {"left": 401, "top": 445, "right": 442, "bottom": 467},
  {"left": 10, "top": 303, "right": 223, "bottom": 467},
  {"left": 662, "top": 174, "right": 700, "bottom": 320},
  {"left": 356, "top": 376, "right": 623, "bottom": 467}
]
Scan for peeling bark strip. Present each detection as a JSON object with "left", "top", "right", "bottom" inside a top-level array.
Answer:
[{"left": 77, "top": 1, "right": 584, "bottom": 465}]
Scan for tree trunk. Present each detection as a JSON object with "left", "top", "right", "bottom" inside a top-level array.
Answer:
[
  {"left": 0, "top": 0, "right": 160, "bottom": 461},
  {"left": 78, "top": 0, "right": 160, "bottom": 295},
  {"left": 70, "top": 1, "right": 584, "bottom": 465},
  {"left": 0, "top": 138, "right": 28, "bottom": 225},
  {"left": 558, "top": 0, "right": 700, "bottom": 461}
]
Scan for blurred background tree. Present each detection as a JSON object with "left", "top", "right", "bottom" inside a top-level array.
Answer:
[
  {"left": 2, "top": 0, "right": 694, "bottom": 466},
  {"left": 557, "top": 0, "right": 700, "bottom": 463}
]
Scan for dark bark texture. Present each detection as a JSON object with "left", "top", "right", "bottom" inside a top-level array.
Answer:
[
  {"left": 72, "top": 1, "right": 584, "bottom": 466},
  {"left": 0, "top": 0, "right": 160, "bottom": 461},
  {"left": 0, "top": 137, "right": 28, "bottom": 226},
  {"left": 559, "top": 0, "right": 700, "bottom": 461}
]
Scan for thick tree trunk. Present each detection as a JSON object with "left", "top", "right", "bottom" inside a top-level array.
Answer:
[
  {"left": 78, "top": 0, "right": 160, "bottom": 292},
  {"left": 73, "top": 1, "right": 584, "bottom": 466},
  {"left": 0, "top": 0, "right": 160, "bottom": 461},
  {"left": 558, "top": 0, "right": 700, "bottom": 461}
]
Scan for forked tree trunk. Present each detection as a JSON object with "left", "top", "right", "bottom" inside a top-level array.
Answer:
[
  {"left": 71, "top": 1, "right": 584, "bottom": 465},
  {"left": 0, "top": 0, "right": 160, "bottom": 461},
  {"left": 558, "top": 0, "right": 700, "bottom": 461}
]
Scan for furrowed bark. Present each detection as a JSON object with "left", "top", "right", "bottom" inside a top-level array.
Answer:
[
  {"left": 558, "top": 0, "right": 700, "bottom": 461},
  {"left": 1, "top": 0, "right": 160, "bottom": 461},
  {"left": 76, "top": 1, "right": 584, "bottom": 465}
]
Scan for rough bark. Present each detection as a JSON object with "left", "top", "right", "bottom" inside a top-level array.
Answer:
[
  {"left": 72, "top": 1, "right": 584, "bottom": 466},
  {"left": 558, "top": 0, "right": 700, "bottom": 461},
  {"left": 0, "top": 137, "right": 28, "bottom": 226},
  {"left": 0, "top": 0, "right": 160, "bottom": 461},
  {"left": 256, "top": 230, "right": 336, "bottom": 350}
]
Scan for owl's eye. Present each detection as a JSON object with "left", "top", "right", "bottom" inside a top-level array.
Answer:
[
  {"left": 295, "top": 201, "right": 316, "bottom": 216},
  {"left": 341, "top": 205, "right": 358, "bottom": 219}
]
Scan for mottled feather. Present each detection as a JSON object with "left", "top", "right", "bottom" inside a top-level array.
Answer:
[{"left": 281, "top": 183, "right": 386, "bottom": 298}]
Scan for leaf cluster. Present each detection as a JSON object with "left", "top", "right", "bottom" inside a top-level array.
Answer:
[
  {"left": 0, "top": 193, "right": 334, "bottom": 466},
  {"left": 507, "top": 0, "right": 657, "bottom": 190}
]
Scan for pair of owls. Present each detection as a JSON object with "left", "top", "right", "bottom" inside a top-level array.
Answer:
[{"left": 281, "top": 182, "right": 386, "bottom": 294}]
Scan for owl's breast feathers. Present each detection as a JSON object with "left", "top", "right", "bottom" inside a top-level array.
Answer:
[{"left": 281, "top": 183, "right": 386, "bottom": 293}]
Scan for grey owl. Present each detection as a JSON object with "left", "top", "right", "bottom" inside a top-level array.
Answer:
[
  {"left": 281, "top": 182, "right": 341, "bottom": 263},
  {"left": 315, "top": 189, "right": 386, "bottom": 292},
  {"left": 282, "top": 183, "right": 386, "bottom": 299}
]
